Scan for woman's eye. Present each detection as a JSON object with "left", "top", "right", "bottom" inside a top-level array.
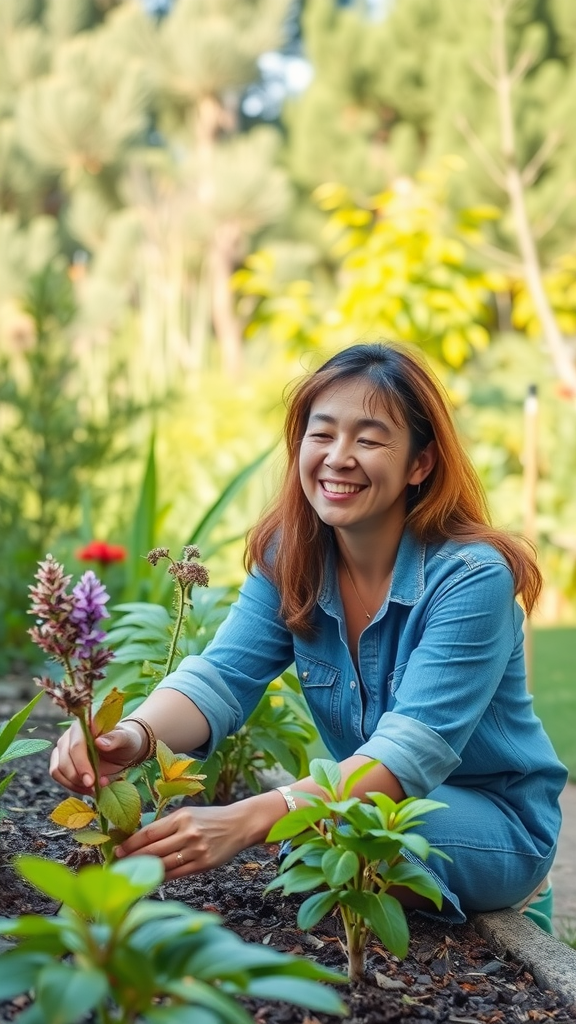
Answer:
[
  {"left": 309, "top": 432, "right": 331, "bottom": 440},
  {"left": 358, "top": 438, "right": 380, "bottom": 447}
]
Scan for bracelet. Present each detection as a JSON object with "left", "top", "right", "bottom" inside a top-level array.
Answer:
[
  {"left": 122, "top": 717, "right": 157, "bottom": 766},
  {"left": 276, "top": 785, "right": 297, "bottom": 812}
]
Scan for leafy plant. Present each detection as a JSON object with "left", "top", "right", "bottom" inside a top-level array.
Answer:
[
  {"left": 0, "top": 854, "right": 346, "bottom": 1024},
  {"left": 266, "top": 758, "right": 448, "bottom": 981},
  {"left": 201, "top": 672, "right": 318, "bottom": 804},
  {"left": 0, "top": 692, "right": 51, "bottom": 813}
]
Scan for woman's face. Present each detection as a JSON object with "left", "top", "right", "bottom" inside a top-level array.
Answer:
[{"left": 298, "top": 378, "right": 428, "bottom": 537}]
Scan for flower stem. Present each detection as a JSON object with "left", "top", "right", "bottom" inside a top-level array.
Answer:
[{"left": 163, "top": 578, "right": 187, "bottom": 678}]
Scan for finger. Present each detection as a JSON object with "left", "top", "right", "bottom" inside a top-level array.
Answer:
[
  {"left": 164, "top": 849, "right": 204, "bottom": 881},
  {"left": 49, "top": 746, "right": 94, "bottom": 795},
  {"left": 66, "top": 723, "right": 96, "bottom": 788},
  {"left": 116, "top": 818, "right": 175, "bottom": 858}
]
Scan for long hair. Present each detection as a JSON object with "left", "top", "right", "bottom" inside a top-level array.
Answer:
[{"left": 246, "top": 342, "right": 542, "bottom": 635}]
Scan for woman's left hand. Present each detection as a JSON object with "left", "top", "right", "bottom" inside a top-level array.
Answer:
[{"left": 114, "top": 804, "right": 245, "bottom": 881}]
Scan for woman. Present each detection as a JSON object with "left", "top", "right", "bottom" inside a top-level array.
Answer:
[{"left": 51, "top": 343, "right": 567, "bottom": 923}]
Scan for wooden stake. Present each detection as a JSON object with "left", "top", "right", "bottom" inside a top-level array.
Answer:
[{"left": 523, "top": 384, "right": 538, "bottom": 691}]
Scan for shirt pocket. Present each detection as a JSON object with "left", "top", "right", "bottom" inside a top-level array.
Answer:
[
  {"left": 387, "top": 661, "right": 409, "bottom": 697},
  {"left": 294, "top": 652, "right": 343, "bottom": 739}
]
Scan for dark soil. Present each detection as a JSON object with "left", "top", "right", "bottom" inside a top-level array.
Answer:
[{"left": 1, "top": 703, "right": 575, "bottom": 1024}]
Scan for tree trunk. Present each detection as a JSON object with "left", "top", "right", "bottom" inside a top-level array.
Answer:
[{"left": 491, "top": 0, "right": 576, "bottom": 392}]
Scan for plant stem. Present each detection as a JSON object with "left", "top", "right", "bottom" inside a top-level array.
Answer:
[
  {"left": 341, "top": 908, "right": 366, "bottom": 982},
  {"left": 163, "top": 579, "right": 187, "bottom": 678}
]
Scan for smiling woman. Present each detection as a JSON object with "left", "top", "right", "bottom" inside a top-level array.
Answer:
[{"left": 51, "top": 342, "right": 567, "bottom": 929}]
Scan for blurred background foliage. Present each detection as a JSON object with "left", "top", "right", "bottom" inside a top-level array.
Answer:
[{"left": 1, "top": 0, "right": 576, "bottom": 673}]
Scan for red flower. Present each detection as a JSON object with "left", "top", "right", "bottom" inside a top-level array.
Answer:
[{"left": 76, "top": 541, "right": 127, "bottom": 566}]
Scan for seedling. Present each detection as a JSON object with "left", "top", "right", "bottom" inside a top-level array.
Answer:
[{"left": 266, "top": 758, "right": 448, "bottom": 980}]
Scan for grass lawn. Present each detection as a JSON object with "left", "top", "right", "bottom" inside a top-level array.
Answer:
[{"left": 532, "top": 627, "right": 576, "bottom": 780}]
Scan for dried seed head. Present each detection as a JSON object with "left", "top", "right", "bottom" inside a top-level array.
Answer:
[
  {"left": 182, "top": 545, "right": 201, "bottom": 561},
  {"left": 168, "top": 560, "right": 210, "bottom": 588},
  {"left": 147, "top": 547, "right": 170, "bottom": 566}
]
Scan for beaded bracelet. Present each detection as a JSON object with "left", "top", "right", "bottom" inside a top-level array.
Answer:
[
  {"left": 276, "top": 784, "right": 297, "bottom": 812},
  {"left": 122, "top": 717, "right": 157, "bottom": 766}
]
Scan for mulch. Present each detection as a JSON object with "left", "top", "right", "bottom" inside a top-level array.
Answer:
[{"left": 1, "top": 707, "right": 575, "bottom": 1024}]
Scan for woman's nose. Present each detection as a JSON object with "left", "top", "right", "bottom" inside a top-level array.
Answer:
[{"left": 324, "top": 438, "right": 356, "bottom": 469}]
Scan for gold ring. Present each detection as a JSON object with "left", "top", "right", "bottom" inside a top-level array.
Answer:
[{"left": 176, "top": 851, "right": 184, "bottom": 865}]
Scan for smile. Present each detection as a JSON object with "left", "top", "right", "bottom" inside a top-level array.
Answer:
[{"left": 321, "top": 482, "right": 365, "bottom": 494}]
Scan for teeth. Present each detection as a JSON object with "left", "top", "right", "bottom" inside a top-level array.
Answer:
[{"left": 323, "top": 482, "right": 362, "bottom": 494}]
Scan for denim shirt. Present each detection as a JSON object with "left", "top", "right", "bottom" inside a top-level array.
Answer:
[{"left": 158, "top": 529, "right": 567, "bottom": 851}]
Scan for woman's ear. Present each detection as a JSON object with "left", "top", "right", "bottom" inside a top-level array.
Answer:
[{"left": 409, "top": 440, "right": 438, "bottom": 486}]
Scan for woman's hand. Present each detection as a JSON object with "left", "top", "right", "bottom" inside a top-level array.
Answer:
[
  {"left": 50, "top": 718, "right": 146, "bottom": 794},
  {"left": 114, "top": 804, "right": 247, "bottom": 880}
]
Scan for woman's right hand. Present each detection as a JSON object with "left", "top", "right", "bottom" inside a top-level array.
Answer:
[{"left": 50, "top": 719, "right": 146, "bottom": 794}]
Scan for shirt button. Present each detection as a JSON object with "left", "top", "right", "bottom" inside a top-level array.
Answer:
[
  {"left": 350, "top": 680, "right": 356, "bottom": 689},
  {"left": 301, "top": 671, "right": 309, "bottom": 680}
]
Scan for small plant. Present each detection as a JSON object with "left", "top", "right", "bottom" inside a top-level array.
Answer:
[
  {"left": 27, "top": 552, "right": 206, "bottom": 862},
  {"left": 0, "top": 854, "right": 346, "bottom": 1023},
  {"left": 0, "top": 691, "right": 51, "bottom": 815},
  {"left": 266, "top": 758, "right": 448, "bottom": 981}
]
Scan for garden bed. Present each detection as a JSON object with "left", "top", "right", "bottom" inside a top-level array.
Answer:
[{"left": 0, "top": 707, "right": 574, "bottom": 1024}]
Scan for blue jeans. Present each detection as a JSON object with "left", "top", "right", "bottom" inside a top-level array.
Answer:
[{"left": 403, "top": 783, "right": 557, "bottom": 922}]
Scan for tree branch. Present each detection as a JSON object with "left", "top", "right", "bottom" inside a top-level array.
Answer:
[
  {"left": 521, "top": 130, "right": 562, "bottom": 188},
  {"left": 510, "top": 49, "right": 534, "bottom": 84},
  {"left": 455, "top": 114, "right": 506, "bottom": 189}
]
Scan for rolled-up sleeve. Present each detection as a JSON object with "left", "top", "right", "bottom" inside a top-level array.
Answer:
[
  {"left": 355, "top": 560, "right": 520, "bottom": 796},
  {"left": 156, "top": 567, "right": 294, "bottom": 757}
]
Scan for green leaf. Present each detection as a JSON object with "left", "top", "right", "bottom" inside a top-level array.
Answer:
[
  {"left": 155, "top": 778, "right": 204, "bottom": 800},
  {"left": 73, "top": 829, "right": 111, "bottom": 846},
  {"left": 36, "top": 963, "right": 108, "bottom": 1024},
  {"left": 247, "top": 976, "right": 346, "bottom": 1015},
  {"left": 144, "top": 1008, "right": 223, "bottom": 1024},
  {"left": 126, "top": 433, "right": 157, "bottom": 597},
  {"left": 342, "top": 759, "right": 381, "bottom": 799},
  {"left": 368, "top": 891, "right": 409, "bottom": 960},
  {"left": 266, "top": 804, "right": 324, "bottom": 842},
  {"left": 1, "top": 737, "right": 51, "bottom": 763},
  {"left": 111, "top": 854, "right": 165, "bottom": 892},
  {"left": 0, "top": 692, "right": 45, "bottom": 760},
  {"left": 265, "top": 864, "right": 326, "bottom": 895},
  {"left": 392, "top": 798, "right": 448, "bottom": 829},
  {"left": 321, "top": 847, "right": 359, "bottom": 887},
  {"left": 395, "top": 832, "right": 430, "bottom": 860},
  {"left": 163, "top": 976, "right": 255, "bottom": 1024},
  {"left": 383, "top": 861, "right": 443, "bottom": 908},
  {"left": 297, "top": 889, "right": 340, "bottom": 931},
  {"left": 14, "top": 857, "right": 85, "bottom": 915},
  {"left": 0, "top": 770, "right": 16, "bottom": 796},
  {"left": 0, "top": 952, "right": 52, "bottom": 1000},
  {"left": 309, "top": 758, "right": 341, "bottom": 798},
  {"left": 98, "top": 780, "right": 141, "bottom": 833},
  {"left": 364, "top": 791, "right": 398, "bottom": 822},
  {"left": 185, "top": 447, "right": 273, "bottom": 554}
]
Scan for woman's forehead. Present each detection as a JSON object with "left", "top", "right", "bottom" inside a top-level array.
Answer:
[{"left": 309, "top": 377, "right": 405, "bottom": 425}]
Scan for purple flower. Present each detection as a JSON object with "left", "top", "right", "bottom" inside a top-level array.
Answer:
[{"left": 70, "top": 571, "right": 110, "bottom": 657}]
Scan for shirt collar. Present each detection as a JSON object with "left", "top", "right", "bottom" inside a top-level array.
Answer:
[{"left": 318, "top": 528, "right": 426, "bottom": 614}]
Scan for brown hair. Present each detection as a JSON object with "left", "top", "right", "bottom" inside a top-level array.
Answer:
[{"left": 246, "top": 342, "right": 542, "bottom": 635}]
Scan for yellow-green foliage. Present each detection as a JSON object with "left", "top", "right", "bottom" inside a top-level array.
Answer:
[{"left": 235, "top": 164, "right": 508, "bottom": 369}]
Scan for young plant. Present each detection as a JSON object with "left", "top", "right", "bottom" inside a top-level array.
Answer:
[
  {"left": 0, "top": 691, "right": 51, "bottom": 815},
  {"left": 0, "top": 854, "right": 346, "bottom": 1024},
  {"left": 27, "top": 552, "right": 206, "bottom": 862},
  {"left": 266, "top": 758, "right": 448, "bottom": 981}
]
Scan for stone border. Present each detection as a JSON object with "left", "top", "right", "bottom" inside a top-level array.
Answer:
[{"left": 472, "top": 909, "right": 576, "bottom": 1008}]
